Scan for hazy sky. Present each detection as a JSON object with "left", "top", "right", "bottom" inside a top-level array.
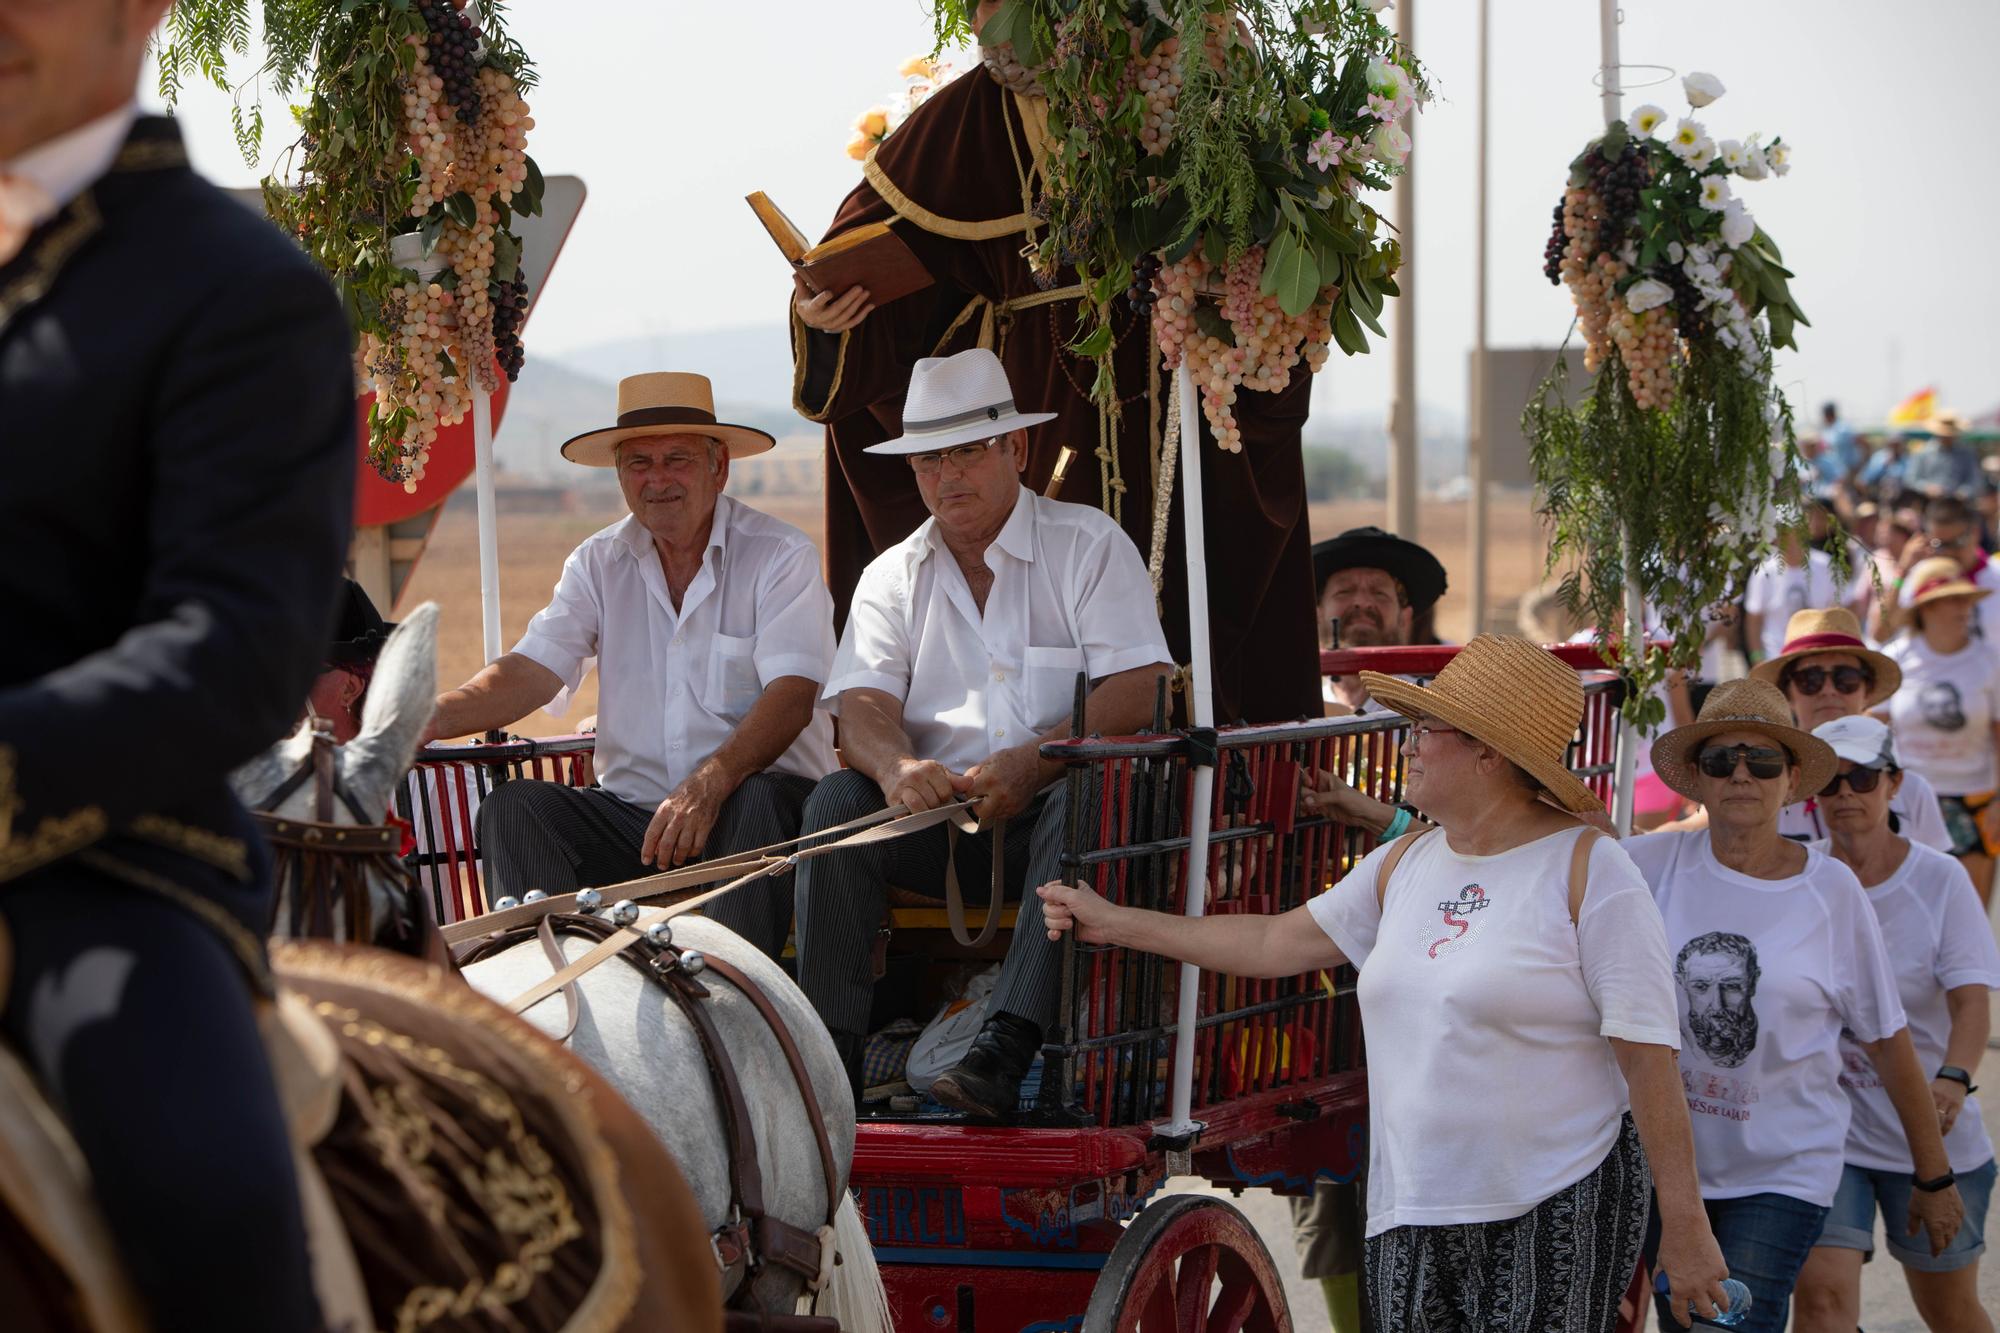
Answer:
[{"left": 153, "top": 0, "right": 2000, "bottom": 441}]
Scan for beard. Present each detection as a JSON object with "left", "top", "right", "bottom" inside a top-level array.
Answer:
[
  {"left": 1687, "top": 1004, "right": 1758, "bottom": 1068},
  {"left": 979, "top": 43, "right": 1046, "bottom": 96},
  {"left": 1332, "top": 606, "right": 1398, "bottom": 647}
]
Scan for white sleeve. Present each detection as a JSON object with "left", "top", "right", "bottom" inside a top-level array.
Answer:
[
  {"left": 1742, "top": 568, "right": 1774, "bottom": 615},
  {"left": 1576, "top": 838, "right": 1682, "bottom": 1047},
  {"left": 1071, "top": 525, "right": 1174, "bottom": 680},
  {"left": 1830, "top": 869, "right": 1909, "bottom": 1043},
  {"left": 1933, "top": 856, "right": 2000, "bottom": 990},
  {"left": 751, "top": 541, "right": 837, "bottom": 687},
  {"left": 822, "top": 558, "right": 911, "bottom": 706},
  {"left": 511, "top": 543, "right": 602, "bottom": 692},
  {"left": 1305, "top": 839, "right": 1397, "bottom": 970}
]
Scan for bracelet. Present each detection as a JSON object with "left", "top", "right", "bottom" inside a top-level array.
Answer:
[
  {"left": 1382, "top": 807, "right": 1412, "bottom": 840},
  {"left": 1912, "top": 1171, "right": 1957, "bottom": 1194},
  {"left": 1936, "top": 1065, "right": 1978, "bottom": 1094}
]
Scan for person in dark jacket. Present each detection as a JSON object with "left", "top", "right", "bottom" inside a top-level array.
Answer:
[{"left": 0, "top": 3, "right": 355, "bottom": 1327}]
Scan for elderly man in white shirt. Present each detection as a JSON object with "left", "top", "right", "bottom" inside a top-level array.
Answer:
[
  {"left": 429, "top": 373, "right": 836, "bottom": 956},
  {"left": 794, "top": 349, "right": 1174, "bottom": 1119}
]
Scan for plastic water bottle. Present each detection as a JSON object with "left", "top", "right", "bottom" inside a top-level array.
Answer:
[{"left": 1653, "top": 1272, "right": 1753, "bottom": 1327}]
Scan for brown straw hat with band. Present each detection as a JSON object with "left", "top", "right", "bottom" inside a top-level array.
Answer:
[
  {"left": 1650, "top": 677, "right": 1837, "bottom": 802},
  {"left": 1748, "top": 607, "right": 1900, "bottom": 707},
  {"left": 1360, "top": 634, "right": 1602, "bottom": 814},
  {"left": 560, "top": 372, "right": 776, "bottom": 467},
  {"left": 1898, "top": 555, "right": 1990, "bottom": 612}
]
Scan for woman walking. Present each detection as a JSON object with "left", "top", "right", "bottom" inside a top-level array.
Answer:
[
  {"left": 1882, "top": 556, "right": 2000, "bottom": 903},
  {"left": 1038, "top": 636, "right": 1730, "bottom": 1331},
  {"left": 1627, "top": 680, "right": 1964, "bottom": 1332},
  {"left": 1790, "top": 715, "right": 1998, "bottom": 1333}
]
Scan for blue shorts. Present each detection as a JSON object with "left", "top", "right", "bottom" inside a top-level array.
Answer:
[{"left": 1818, "top": 1157, "right": 1995, "bottom": 1273}]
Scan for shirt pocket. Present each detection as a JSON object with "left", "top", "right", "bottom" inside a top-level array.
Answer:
[
  {"left": 704, "top": 633, "right": 761, "bottom": 716},
  {"left": 1023, "top": 644, "right": 1088, "bottom": 731}
]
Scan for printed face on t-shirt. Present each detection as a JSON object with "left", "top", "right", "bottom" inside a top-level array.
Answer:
[
  {"left": 1676, "top": 931, "right": 1761, "bottom": 1068},
  {"left": 1918, "top": 680, "right": 1967, "bottom": 732}
]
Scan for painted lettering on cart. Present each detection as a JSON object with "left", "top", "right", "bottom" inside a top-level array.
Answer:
[{"left": 861, "top": 1185, "right": 967, "bottom": 1245}]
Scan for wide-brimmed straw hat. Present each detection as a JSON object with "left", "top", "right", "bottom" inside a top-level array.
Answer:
[
  {"left": 560, "top": 372, "right": 775, "bottom": 467},
  {"left": 1310, "top": 526, "right": 1448, "bottom": 612},
  {"left": 1898, "top": 555, "right": 1990, "bottom": 611},
  {"left": 1925, "top": 410, "right": 1967, "bottom": 442},
  {"left": 1650, "top": 678, "right": 1837, "bottom": 801},
  {"left": 1360, "top": 634, "right": 1602, "bottom": 814},
  {"left": 1748, "top": 607, "right": 1900, "bottom": 706},
  {"left": 865, "top": 348, "right": 1056, "bottom": 455}
]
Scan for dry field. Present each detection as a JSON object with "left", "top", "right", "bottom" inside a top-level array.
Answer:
[{"left": 401, "top": 488, "right": 1551, "bottom": 737}]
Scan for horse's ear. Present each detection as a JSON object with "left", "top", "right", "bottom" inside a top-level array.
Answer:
[{"left": 340, "top": 601, "right": 440, "bottom": 818}]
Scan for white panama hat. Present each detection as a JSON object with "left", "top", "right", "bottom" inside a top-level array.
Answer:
[{"left": 865, "top": 348, "right": 1057, "bottom": 456}]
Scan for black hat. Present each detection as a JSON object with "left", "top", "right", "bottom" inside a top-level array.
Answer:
[
  {"left": 1310, "top": 526, "right": 1447, "bottom": 612},
  {"left": 326, "top": 578, "right": 396, "bottom": 667}
]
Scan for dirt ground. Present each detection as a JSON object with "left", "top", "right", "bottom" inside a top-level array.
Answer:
[{"left": 398, "top": 486, "right": 1551, "bottom": 737}]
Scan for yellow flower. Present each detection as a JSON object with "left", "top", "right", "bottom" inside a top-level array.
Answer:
[
  {"left": 854, "top": 107, "right": 890, "bottom": 138},
  {"left": 846, "top": 133, "right": 873, "bottom": 161},
  {"left": 898, "top": 54, "right": 936, "bottom": 79}
]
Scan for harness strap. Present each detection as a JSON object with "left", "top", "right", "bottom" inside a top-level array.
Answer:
[
  {"left": 537, "top": 914, "right": 584, "bottom": 1045},
  {"left": 943, "top": 817, "right": 1007, "bottom": 949}
]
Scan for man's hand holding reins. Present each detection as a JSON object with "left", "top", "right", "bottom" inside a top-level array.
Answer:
[
  {"left": 879, "top": 755, "right": 963, "bottom": 814},
  {"left": 642, "top": 759, "right": 733, "bottom": 868},
  {"left": 962, "top": 743, "right": 1045, "bottom": 823}
]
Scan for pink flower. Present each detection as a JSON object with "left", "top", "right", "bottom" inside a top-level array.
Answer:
[
  {"left": 1366, "top": 92, "right": 1398, "bottom": 121},
  {"left": 1306, "top": 130, "right": 1346, "bottom": 171}
]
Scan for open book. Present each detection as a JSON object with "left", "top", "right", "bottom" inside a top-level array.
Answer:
[{"left": 747, "top": 191, "right": 934, "bottom": 310}]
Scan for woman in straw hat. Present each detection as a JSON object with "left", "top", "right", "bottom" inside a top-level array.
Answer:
[
  {"left": 1627, "top": 680, "right": 1963, "bottom": 1332},
  {"left": 1038, "top": 635, "right": 1731, "bottom": 1331},
  {"left": 1880, "top": 556, "right": 2000, "bottom": 903},
  {"left": 1789, "top": 716, "right": 1998, "bottom": 1333}
]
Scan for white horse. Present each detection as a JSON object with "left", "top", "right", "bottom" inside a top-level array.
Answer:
[{"left": 233, "top": 605, "right": 889, "bottom": 1332}]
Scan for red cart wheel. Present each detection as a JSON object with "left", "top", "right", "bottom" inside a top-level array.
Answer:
[{"left": 1083, "top": 1194, "right": 1291, "bottom": 1333}]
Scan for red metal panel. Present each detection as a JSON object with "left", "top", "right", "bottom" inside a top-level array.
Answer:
[{"left": 853, "top": 1123, "right": 1153, "bottom": 1189}]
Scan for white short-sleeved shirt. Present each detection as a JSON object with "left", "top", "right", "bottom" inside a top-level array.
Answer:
[
  {"left": 512, "top": 495, "right": 837, "bottom": 806},
  {"left": 1744, "top": 552, "right": 1861, "bottom": 662},
  {"left": 1883, "top": 634, "right": 2000, "bottom": 795},
  {"left": 825, "top": 486, "right": 1172, "bottom": 774},
  {"left": 1308, "top": 827, "right": 1680, "bottom": 1237},
  {"left": 1811, "top": 839, "right": 2000, "bottom": 1174},
  {"left": 1778, "top": 768, "right": 1952, "bottom": 852},
  {"left": 1625, "top": 830, "right": 1907, "bottom": 1206}
]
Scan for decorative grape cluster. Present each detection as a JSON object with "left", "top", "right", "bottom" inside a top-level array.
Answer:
[
  {"left": 490, "top": 276, "right": 529, "bottom": 381},
  {"left": 1151, "top": 248, "right": 1332, "bottom": 451},
  {"left": 416, "top": 0, "right": 482, "bottom": 124},
  {"left": 1554, "top": 182, "right": 1678, "bottom": 410},
  {"left": 1126, "top": 32, "right": 1183, "bottom": 155}
]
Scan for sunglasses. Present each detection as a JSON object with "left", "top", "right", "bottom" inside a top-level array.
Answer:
[
  {"left": 1785, "top": 665, "right": 1870, "bottom": 697},
  {"left": 1820, "top": 765, "right": 1890, "bottom": 797},
  {"left": 1696, "top": 744, "right": 1788, "bottom": 780}
]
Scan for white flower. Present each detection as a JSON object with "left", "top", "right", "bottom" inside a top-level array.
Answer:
[
  {"left": 1698, "top": 176, "right": 1732, "bottom": 211},
  {"left": 1687, "top": 244, "right": 1712, "bottom": 266},
  {"left": 1686, "top": 136, "right": 1718, "bottom": 170},
  {"left": 1720, "top": 200, "right": 1756, "bottom": 248},
  {"left": 1668, "top": 118, "right": 1705, "bottom": 158},
  {"left": 1683, "top": 71, "right": 1726, "bottom": 107},
  {"left": 1366, "top": 58, "right": 1411, "bottom": 104},
  {"left": 1369, "top": 121, "right": 1411, "bottom": 167},
  {"left": 1618, "top": 240, "right": 1639, "bottom": 266},
  {"left": 1718, "top": 139, "right": 1748, "bottom": 170},
  {"left": 1765, "top": 140, "right": 1791, "bottom": 176},
  {"left": 1668, "top": 240, "right": 1685, "bottom": 264},
  {"left": 1364, "top": 0, "right": 1393, "bottom": 11},
  {"left": 1625, "top": 277, "right": 1674, "bottom": 313},
  {"left": 1628, "top": 104, "right": 1668, "bottom": 137}
]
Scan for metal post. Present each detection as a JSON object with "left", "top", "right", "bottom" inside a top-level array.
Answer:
[
  {"left": 1468, "top": 0, "right": 1490, "bottom": 635},
  {"left": 1386, "top": 0, "right": 1418, "bottom": 539},
  {"left": 1599, "top": 0, "right": 1643, "bottom": 836},
  {"left": 1161, "top": 362, "right": 1215, "bottom": 1141},
  {"left": 472, "top": 387, "right": 503, "bottom": 665}
]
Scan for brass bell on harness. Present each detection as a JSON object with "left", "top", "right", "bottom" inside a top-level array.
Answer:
[
  {"left": 522, "top": 889, "right": 549, "bottom": 903},
  {"left": 608, "top": 899, "right": 640, "bottom": 927},
  {"left": 492, "top": 895, "right": 521, "bottom": 912},
  {"left": 574, "top": 888, "right": 604, "bottom": 913},
  {"left": 644, "top": 920, "right": 674, "bottom": 949}
]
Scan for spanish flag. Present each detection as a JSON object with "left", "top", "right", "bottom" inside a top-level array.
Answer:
[{"left": 1888, "top": 388, "right": 1937, "bottom": 425}]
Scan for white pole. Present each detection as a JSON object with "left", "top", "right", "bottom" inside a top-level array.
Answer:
[
  {"left": 1468, "top": 0, "right": 1490, "bottom": 635},
  {"left": 1386, "top": 0, "right": 1418, "bottom": 539},
  {"left": 1599, "top": 0, "right": 1642, "bottom": 836},
  {"left": 1163, "top": 362, "right": 1215, "bottom": 1140},
  {"left": 472, "top": 386, "right": 503, "bottom": 665}
]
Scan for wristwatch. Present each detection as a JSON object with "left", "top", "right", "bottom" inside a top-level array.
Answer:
[
  {"left": 1936, "top": 1065, "right": 1979, "bottom": 1094},
  {"left": 1912, "top": 1171, "right": 1958, "bottom": 1194}
]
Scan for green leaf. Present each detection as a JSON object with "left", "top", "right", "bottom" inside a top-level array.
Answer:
[
  {"left": 1331, "top": 302, "right": 1367, "bottom": 356},
  {"left": 443, "top": 191, "right": 477, "bottom": 228},
  {"left": 1072, "top": 320, "right": 1115, "bottom": 359},
  {"left": 1270, "top": 229, "right": 1321, "bottom": 317},
  {"left": 521, "top": 156, "right": 546, "bottom": 217},
  {"left": 1601, "top": 119, "right": 1630, "bottom": 155},
  {"left": 1192, "top": 301, "right": 1237, "bottom": 346},
  {"left": 1768, "top": 303, "right": 1795, "bottom": 350},
  {"left": 493, "top": 229, "right": 522, "bottom": 284}
]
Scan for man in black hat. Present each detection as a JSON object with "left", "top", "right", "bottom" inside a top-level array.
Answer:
[
  {"left": 0, "top": 2, "right": 353, "bottom": 1327},
  {"left": 308, "top": 578, "right": 398, "bottom": 743},
  {"left": 1311, "top": 525, "right": 1449, "bottom": 713}
]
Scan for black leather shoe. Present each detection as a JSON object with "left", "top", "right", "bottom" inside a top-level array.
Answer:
[{"left": 929, "top": 1011, "right": 1042, "bottom": 1119}]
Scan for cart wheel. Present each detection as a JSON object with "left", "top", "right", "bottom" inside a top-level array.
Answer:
[{"left": 1083, "top": 1194, "right": 1291, "bottom": 1333}]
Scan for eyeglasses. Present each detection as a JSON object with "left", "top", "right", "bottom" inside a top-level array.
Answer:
[
  {"left": 909, "top": 437, "right": 1001, "bottom": 476},
  {"left": 1785, "top": 665, "right": 1870, "bottom": 697},
  {"left": 1695, "top": 744, "right": 1789, "bottom": 780},
  {"left": 1408, "top": 720, "right": 1461, "bottom": 748},
  {"left": 1820, "top": 765, "right": 1890, "bottom": 797},
  {"left": 1926, "top": 533, "right": 1970, "bottom": 551}
]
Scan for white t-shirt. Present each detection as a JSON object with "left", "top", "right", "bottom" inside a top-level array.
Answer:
[
  {"left": 1973, "top": 560, "right": 2000, "bottom": 644},
  {"left": 1625, "top": 831, "right": 1907, "bottom": 1206},
  {"left": 1883, "top": 634, "right": 2000, "bottom": 795},
  {"left": 1777, "top": 768, "right": 1952, "bottom": 852},
  {"left": 1744, "top": 551, "right": 1859, "bottom": 663},
  {"left": 1811, "top": 839, "right": 2000, "bottom": 1174},
  {"left": 1309, "top": 827, "right": 1680, "bottom": 1236}
]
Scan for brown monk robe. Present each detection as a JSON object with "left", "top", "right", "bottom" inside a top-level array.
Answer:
[{"left": 791, "top": 66, "right": 1319, "bottom": 724}]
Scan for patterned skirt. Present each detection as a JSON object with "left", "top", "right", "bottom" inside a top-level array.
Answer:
[{"left": 1364, "top": 1113, "right": 1650, "bottom": 1333}]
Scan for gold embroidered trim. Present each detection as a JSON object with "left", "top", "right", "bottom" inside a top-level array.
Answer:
[
  {"left": 0, "top": 746, "right": 109, "bottom": 883},
  {"left": 862, "top": 150, "right": 1031, "bottom": 241},
  {"left": 73, "top": 849, "right": 271, "bottom": 989},
  {"left": 128, "top": 814, "right": 251, "bottom": 881},
  {"left": 0, "top": 190, "right": 103, "bottom": 335},
  {"left": 790, "top": 307, "right": 851, "bottom": 423},
  {"left": 272, "top": 943, "right": 640, "bottom": 1333},
  {"left": 111, "top": 138, "right": 189, "bottom": 173}
]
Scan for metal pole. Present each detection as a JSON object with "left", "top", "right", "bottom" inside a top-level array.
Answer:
[
  {"left": 472, "top": 386, "right": 503, "bottom": 665},
  {"left": 1468, "top": 0, "right": 1490, "bottom": 635},
  {"left": 1162, "top": 362, "right": 1215, "bottom": 1141},
  {"left": 1386, "top": 0, "right": 1418, "bottom": 539},
  {"left": 1599, "top": 0, "right": 1642, "bottom": 836}
]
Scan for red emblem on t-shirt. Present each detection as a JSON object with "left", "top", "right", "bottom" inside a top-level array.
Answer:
[{"left": 1429, "top": 884, "right": 1489, "bottom": 958}]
